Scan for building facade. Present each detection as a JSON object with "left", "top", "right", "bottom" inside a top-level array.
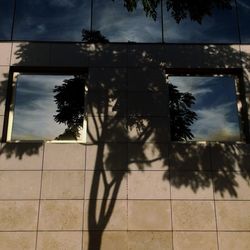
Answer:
[{"left": 0, "top": 0, "right": 250, "bottom": 249}]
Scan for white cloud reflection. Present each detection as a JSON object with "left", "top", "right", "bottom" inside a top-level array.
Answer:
[
  {"left": 12, "top": 75, "right": 74, "bottom": 140},
  {"left": 191, "top": 102, "right": 240, "bottom": 141},
  {"left": 170, "top": 76, "right": 240, "bottom": 141},
  {"left": 93, "top": 0, "right": 162, "bottom": 42},
  {"left": 50, "top": 0, "right": 76, "bottom": 8}
]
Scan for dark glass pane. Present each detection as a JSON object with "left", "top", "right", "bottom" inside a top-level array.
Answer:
[
  {"left": 169, "top": 76, "right": 241, "bottom": 141},
  {"left": 93, "top": 0, "right": 162, "bottom": 42},
  {"left": 163, "top": 3, "right": 239, "bottom": 43},
  {"left": 237, "top": 0, "right": 250, "bottom": 43},
  {"left": 0, "top": 0, "right": 15, "bottom": 40},
  {"left": 13, "top": 0, "right": 91, "bottom": 41},
  {"left": 11, "top": 74, "right": 86, "bottom": 141}
]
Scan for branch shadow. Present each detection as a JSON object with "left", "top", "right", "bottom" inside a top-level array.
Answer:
[{"left": 1, "top": 38, "right": 250, "bottom": 250}]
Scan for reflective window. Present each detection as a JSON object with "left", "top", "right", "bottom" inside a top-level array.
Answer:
[
  {"left": 8, "top": 73, "right": 87, "bottom": 141},
  {"left": 0, "top": 0, "right": 15, "bottom": 40},
  {"left": 168, "top": 75, "right": 241, "bottom": 141},
  {"left": 13, "top": 0, "right": 91, "bottom": 41},
  {"left": 92, "top": 0, "right": 162, "bottom": 42},
  {"left": 163, "top": 3, "right": 239, "bottom": 43},
  {"left": 237, "top": 0, "right": 250, "bottom": 43}
]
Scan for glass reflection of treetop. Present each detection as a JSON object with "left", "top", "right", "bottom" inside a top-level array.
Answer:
[{"left": 11, "top": 74, "right": 86, "bottom": 141}]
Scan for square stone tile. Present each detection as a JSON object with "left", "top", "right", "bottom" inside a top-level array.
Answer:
[
  {"left": 51, "top": 43, "right": 89, "bottom": 67},
  {"left": 128, "top": 171, "right": 170, "bottom": 199},
  {"left": 87, "top": 116, "right": 128, "bottom": 143},
  {"left": 236, "top": 144, "right": 250, "bottom": 171},
  {"left": 39, "top": 200, "right": 83, "bottom": 230},
  {"left": 11, "top": 42, "right": 51, "bottom": 66},
  {"left": 88, "top": 68, "right": 127, "bottom": 91},
  {"left": 169, "top": 143, "right": 211, "bottom": 171},
  {"left": 0, "top": 232, "right": 36, "bottom": 250},
  {"left": 128, "top": 117, "right": 170, "bottom": 143},
  {"left": 85, "top": 171, "right": 127, "bottom": 199},
  {"left": 0, "top": 116, "right": 4, "bottom": 141},
  {"left": 218, "top": 232, "right": 250, "bottom": 250},
  {"left": 87, "top": 90, "right": 127, "bottom": 116},
  {"left": 127, "top": 45, "right": 166, "bottom": 67},
  {"left": 172, "top": 201, "right": 216, "bottom": 230},
  {"left": 84, "top": 200, "right": 127, "bottom": 230},
  {"left": 37, "top": 232, "right": 82, "bottom": 250},
  {"left": 210, "top": 143, "right": 250, "bottom": 171},
  {"left": 0, "top": 43, "right": 11, "bottom": 66},
  {"left": 86, "top": 143, "right": 127, "bottom": 171},
  {"left": 83, "top": 231, "right": 128, "bottom": 250},
  {"left": 128, "top": 200, "right": 171, "bottom": 230},
  {"left": 41, "top": 171, "right": 85, "bottom": 199},
  {"left": 0, "top": 171, "right": 41, "bottom": 199},
  {"left": 216, "top": 201, "right": 250, "bottom": 230},
  {"left": 89, "top": 44, "right": 127, "bottom": 67},
  {"left": 128, "top": 143, "right": 169, "bottom": 171},
  {"left": 162, "top": 44, "right": 204, "bottom": 68},
  {"left": 0, "top": 201, "right": 38, "bottom": 230},
  {"left": 201, "top": 45, "right": 241, "bottom": 68},
  {"left": 0, "top": 143, "right": 43, "bottom": 170},
  {"left": 128, "top": 91, "right": 168, "bottom": 116},
  {"left": 127, "top": 68, "right": 167, "bottom": 92},
  {"left": 170, "top": 171, "right": 214, "bottom": 199},
  {"left": 0, "top": 66, "right": 9, "bottom": 116},
  {"left": 173, "top": 232, "right": 218, "bottom": 250},
  {"left": 128, "top": 231, "right": 172, "bottom": 250},
  {"left": 43, "top": 144, "right": 85, "bottom": 170},
  {"left": 214, "top": 172, "right": 250, "bottom": 200}
]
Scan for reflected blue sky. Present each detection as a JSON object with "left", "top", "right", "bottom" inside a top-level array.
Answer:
[
  {"left": 13, "top": 0, "right": 91, "bottom": 41},
  {"left": 164, "top": 2, "right": 239, "bottom": 43},
  {"left": 169, "top": 76, "right": 241, "bottom": 141},
  {"left": 0, "top": 0, "right": 248, "bottom": 42},
  {"left": 12, "top": 74, "right": 76, "bottom": 140},
  {"left": 237, "top": 0, "right": 250, "bottom": 43},
  {"left": 93, "top": 0, "right": 162, "bottom": 42},
  {"left": 0, "top": 0, "right": 15, "bottom": 40}
]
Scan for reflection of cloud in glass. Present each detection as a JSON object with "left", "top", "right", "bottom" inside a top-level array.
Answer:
[
  {"left": 0, "top": 0, "right": 15, "bottom": 40},
  {"left": 237, "top": 0, "right": 250, "bottom": 43},
  {"left": 93, "top": 0, "right": 162, "bottom": 42},
  {"left": 13, "top": 0, "right": 91, "bottom": 41},
  {"left": 50, "top": 0, "right": 76, "bottom": 8},
  {"left": 170, "top": 76, "right": 241, "bottom": 141},
  {"left": 164, "top": 3, "right": 239, "bottom": 43},
  {"left": 12, "top": 75, "right": 75, "bottom": 140}
]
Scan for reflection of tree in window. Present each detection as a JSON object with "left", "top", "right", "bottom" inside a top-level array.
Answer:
[
  {"left": 169, "top": 83, "right": 197, "bottom": 141},
  {"left": 53, "top": 75, "right": 86, "bottom": 140},
  {"left": 53, "top": 76, "right": 197, "bottom": 141}
]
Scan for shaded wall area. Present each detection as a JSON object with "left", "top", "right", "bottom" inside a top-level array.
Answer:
[{"left": 0, "top": 42, "right": 250, "bottom": 249}]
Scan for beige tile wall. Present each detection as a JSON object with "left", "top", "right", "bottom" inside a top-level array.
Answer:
[{"left": 0, "top": 42, "right": 250, "bottom": 250}]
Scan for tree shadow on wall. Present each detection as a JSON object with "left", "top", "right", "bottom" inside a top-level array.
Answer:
[
  {"left": 2, "top": 40, "right": 250, "bottom": 249},
  {"left": 0, "top": 2, "right": 250, "bottom": 249},
  {"left": 51, "top": 62, "right": 197, "bottom": 248}
]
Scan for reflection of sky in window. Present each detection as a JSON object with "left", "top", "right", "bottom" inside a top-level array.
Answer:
[
  {"left": 237, "top": 0, "right": 250, "bottom": 43},
  {"left": 13, "top": 0, "right": 91, "bottom": 41},
  {"left": 0, "top": 0, "right": 15, "bottom": 40},
  {"left": 169, "top": 76, "right": 241, "bottom": 141},
  {"left": 164, "top": 3, "right": 239, "bottom": 43},
  {"left": 12, "top": 74, "right": 75, "bottom": 140},
  {"left": 93, "top": 0, "right": 162, "bottom": 42}
]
